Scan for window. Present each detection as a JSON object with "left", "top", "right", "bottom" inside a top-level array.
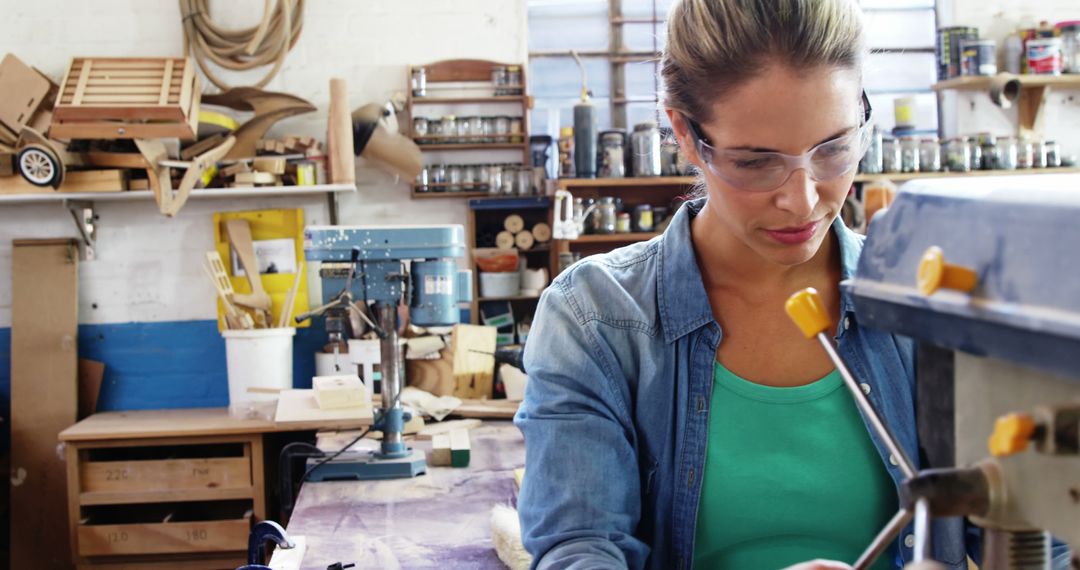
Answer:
[{"left": 527, "top": 0, "right": 939, "bottom": 138}]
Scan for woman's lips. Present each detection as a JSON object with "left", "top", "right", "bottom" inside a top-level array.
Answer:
[{"left": 763, "top": 221, "right": 819, "bottom": 245}]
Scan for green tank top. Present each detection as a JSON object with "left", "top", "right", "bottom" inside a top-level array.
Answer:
[{"left": 693, "top": 362, "right": 897, "bottom": 569}]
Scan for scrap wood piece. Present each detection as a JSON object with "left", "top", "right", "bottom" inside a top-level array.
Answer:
[
  {"left": 416, "top": 418, "right": 481, "bottom": 440},
  {"left": 430, "top": 429, "right": 471, "bottom": 467},
  {"left": 451, "top": 324, "right": 497, "bottom": 399},
  {"left": 180, "top": 132, "right": 226, "bottom": 161},
  {"left": 202, "top": 87, "right": 316, "bottom": 159},
  {"left": 453, "top": 398, "right": 520, "bottom": 420}
]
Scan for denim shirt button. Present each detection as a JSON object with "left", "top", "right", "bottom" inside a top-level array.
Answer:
[
  {"left": 843, "top": 316, "right": 851, "bottom": 331},
  {"left": 860, "top": 382, "right": 872, "bottom": 395},
  {"left": 904, "top": 534, "right": 915, "bottom": 548},
  {"left": 889, "top": 454, "right": 898, "bottom": 466}
]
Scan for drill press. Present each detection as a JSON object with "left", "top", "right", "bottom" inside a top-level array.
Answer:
[{"left": 297, "top": 224, "right": 472, "bottom": 479}]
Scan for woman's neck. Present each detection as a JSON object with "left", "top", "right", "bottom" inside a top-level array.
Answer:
[{"left": 690, "top": 201, "right": 839, "bottom": 299}]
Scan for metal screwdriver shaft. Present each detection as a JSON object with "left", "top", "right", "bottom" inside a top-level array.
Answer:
[{"left": 784, "top": 288, "right": 918, "bottom": 479}]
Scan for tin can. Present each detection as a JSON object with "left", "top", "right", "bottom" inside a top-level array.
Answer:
[
  {"left": 634, "top": 204, "right": 654, "bottom": 232},
  {"left": 937, "top": 26, "right": 979, "bottom": 80},
  {"left": 411, "top": 67, "right": 427, "bottom": 97},
  {"left": 961, "top": 39, "right": 997, "bottom": 76},
  {"left": 296, "top": 161, "right": 316, "bottom": 186},
  {"left": 995, "top": 137, "right": 1018, "bottom": 170},
  {"left": 1027, "top": 38, "right": 1064, "bottom": 75},
  {"left": 413, "top": 117, "right": 429, "bottom": 140},
  {"left": 919, "top": 138, "right": 941, "bottom": 172}
]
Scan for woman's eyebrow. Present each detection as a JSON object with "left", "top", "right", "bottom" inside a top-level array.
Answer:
[{"left": 727, "top": 126, "right": 856, "bottom": 153}]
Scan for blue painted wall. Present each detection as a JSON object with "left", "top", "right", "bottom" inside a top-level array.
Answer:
[{"left": 0, "top": 320, "right": 326, "bottom": 413}]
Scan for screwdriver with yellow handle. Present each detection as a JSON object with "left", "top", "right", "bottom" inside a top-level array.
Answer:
[{"left": 785, "top": 287, "right": 937, "bottom": 569}]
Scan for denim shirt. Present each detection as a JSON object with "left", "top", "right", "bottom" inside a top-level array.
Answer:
[{"left": 515, "top": 198, "right": 974, "bottom": 570}]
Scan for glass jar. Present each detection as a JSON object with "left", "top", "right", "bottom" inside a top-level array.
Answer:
[
  {"left": 506, "top": 66, "right": 523, "bottom": 95},
  {"left": 900, "top": 136, "right": 920, "bottom": 173},
  {"left": 502, "top": 166, "right": 518, "bottom": 195},
  {"left": 439, "top": 116, "right": 456, "bottom": 144},
  {"left": 447, "top": 165, "right": 463, "bottom": 192},
  {"left": 1033, "top": 140, "right": 1048, "bottom": 168},
  {"left": 476, "top": 164, "right": 491, "bottom": 193},
  {"left": 413, "top": 117, "right": 429, "bottom": 140},
  {"left": 616, "top": 212, "right": 632, "bottom": 233},
  {"left": 919, "top": 138, "right": 941, "bottom": 172},
  {"left": 980, "top": 140, "right": 997, "bottom": 170},
  {"left": 516, "top": 166, "right": 533, "bottom": 196},
  {"left": 491, "top": 65, "right": 507, "bottom": 96},
  {"left": 631, "top": 122, "right": 662, "bottom": 177},
  {"left": 415, "top": 165, "right": 430, "bottom": 192},
  {"left": 456, "top": 118, "right": 470, "bottom": 144},
  {"left": 1060, "top": 22, "right": 1080, "bottom": 73},
  {"left": 995, "top": 137, "right": 1018, "bottom": 170},
  {"left": 1046, "top": 141, "right": 1062, "bottom": 168},
  {"left": 966, "top": 137, "right": 982, "bottom": 171},
  {"left": 634, "top": 204, "right": 654, "bottom": 232},
  {"left": 882, "top": 137, "right": 901, "bottom": 173},
  {"left": 462, "top": 165, "right": 478, "bottom": 189},
  {"left": 411, "top": 67, "right": 426, "bottom": 97},
  {"left": 486, "top": 164, "right": 502, "bottom": 195},
  {"left": 558, "top": 126, "right": 575, "bottom": 178},
  {"left": 944, "top": 138, "right": 971, "bottom": 172},
  {"left": 596, "top": 197, "right": 617, "bottom": 234},
  {"left": 462, "top": 116, "right": 482, "bottom": 143},
  {"left": 1017, "top": 137, "right": 1034, "bottom": 169},
  {"left": 598, "top": 130, "right": 626, "bottom": 178},
  {"left": 509, "top": 117, "right": 524, "bottom": 143},
  {"left": 431, "top": 164, "right": 447, "bottom": 191},
  {"left": 860, "top": 128, "right": 884, "bottom": 174},
  {"left": 481, "top": 117, "right": 496, "bottom": 143},
  {"left": 660, "top": 141, "right": 680, "bottom": 176},
  {"left": 494, "top": 116, "right": 511, "bottom": 143}
]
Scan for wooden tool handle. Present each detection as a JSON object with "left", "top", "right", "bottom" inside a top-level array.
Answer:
[{"left": 224, "top": 219, "right": 266, "bottom": 296}]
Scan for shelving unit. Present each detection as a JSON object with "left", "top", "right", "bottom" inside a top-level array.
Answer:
[
  {"left": 854, "top": 167, "right": 1080, "bottom": 183},
  {"left": 407, "top": 59, "right": 532, "bottom": 200},
  {"left": 571, "top": 232, "right": 660, "bottom": 244},
  {"left": 932, "top": 74, "right": 1080, "bottom": 137}
]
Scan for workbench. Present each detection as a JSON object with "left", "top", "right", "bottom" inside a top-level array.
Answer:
[
  {"left": 59, "top": 407, "right": 372, "bottom": 569},
  {"left": 284, "top": 421, "right": 525, "bottom": 569}
]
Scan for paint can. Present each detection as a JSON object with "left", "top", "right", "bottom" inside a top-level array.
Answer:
[
  {"left": 961, "top": 39, "right": 997, "bottom": 76},
  {"left": 937, "top": 26, "right": 978, "bottom": 79},
  {"left": 1027, "top": 38, "right": 1064, "bottom": 75}
]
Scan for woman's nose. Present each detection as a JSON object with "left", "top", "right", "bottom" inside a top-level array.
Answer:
[{"left": 773, "top": 168, "right": 819, "bottom": 218}]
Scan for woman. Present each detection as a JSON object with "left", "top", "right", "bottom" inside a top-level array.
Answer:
[{"left": 515, "top": 1, "right": 974, "bottom": 569}]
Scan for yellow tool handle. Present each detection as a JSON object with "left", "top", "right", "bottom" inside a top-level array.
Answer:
[
  {"left": 785, "top": 287, "right": 832, "bottom": 339},
  {"left": 989, "top": 413, "right": 1036, "bottom": 457},
  {"left": 918, "top": 246, "right": 978, "bottom": 296}
]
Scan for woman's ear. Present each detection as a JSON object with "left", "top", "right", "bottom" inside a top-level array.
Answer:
[{"left": 665, "top": 109, "right": 706, "bottom": 172}]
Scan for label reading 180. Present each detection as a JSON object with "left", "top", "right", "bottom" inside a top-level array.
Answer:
[{"left": 186, "top": 528, "right": 209, "bottom": 541}]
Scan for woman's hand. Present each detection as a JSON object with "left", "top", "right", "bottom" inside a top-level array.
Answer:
[{"left": 781, "top": 560, "right": 854, "bottom": 570}]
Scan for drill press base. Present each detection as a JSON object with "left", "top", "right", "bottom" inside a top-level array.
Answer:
[{"left": 305, "top": 448, "right": 427, "bottom": 481}]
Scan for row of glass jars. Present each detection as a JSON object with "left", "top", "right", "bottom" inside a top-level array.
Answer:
[
  {"left": 416, "top": 163, "right": 543, "bottom": 196},
  {"left": 861, "top": 132, "right": 1062, "bottom": 174},
  {"left": 413, "top": 115, "right": 524, "bottom": 144}
]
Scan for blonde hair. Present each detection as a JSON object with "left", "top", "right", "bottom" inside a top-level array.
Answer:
[{"left": 662, "top": 0, "right": 866, "bottom": 122}]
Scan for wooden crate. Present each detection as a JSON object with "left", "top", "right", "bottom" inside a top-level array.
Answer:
[{"left": 51, "top": 57, "right": 200, "bottom": 141}]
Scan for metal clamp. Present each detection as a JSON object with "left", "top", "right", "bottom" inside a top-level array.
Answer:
[{"left": 65, "top": 199, "right": 97, "bottom": 261}]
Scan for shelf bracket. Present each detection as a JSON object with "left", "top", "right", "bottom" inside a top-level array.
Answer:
[
  {"left": 1017, "top": 85, "right": 1048, "bottom": 140},
  {"left": 66, "top": 200, "right": 97, "bottom": 261}
]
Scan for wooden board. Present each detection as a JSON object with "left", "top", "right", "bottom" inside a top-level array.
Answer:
[
  {"left": 415, "top": 418, "right": 481, "bottom": 441},
  {"left": 0, "top": 173, "right": 56, "bottom": 195},
  {"left": 451, "top": 324, "right": 497, "bottom": 399},
  {"left": 327, "top": 78, "right": 354, "bottom": 185},
  {"left": 274, "top": 389, "right": 374, "bottom": 424},
  {"left": 64, "top": 169, "right": 128, "bottom": 193},
  {"left": 77, "top": 359, "right": 105, "bottom": 420},
  {"left": 11, "top": 239, "right": 79, "bottom": 569},
  {"left": 452, "top": 399, "right": 520, "bottom": 420},
  {"left": 80, "top": 457, "right": 252, "bottom": 495},
  {"left": 0, "top": 54, "right": 54, "bottom": 135}
]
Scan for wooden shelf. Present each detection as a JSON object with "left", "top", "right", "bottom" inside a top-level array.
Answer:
[
  {"left": 80, "top": 487, "right": 255, "bottom": 506},
  {"left": 417, "top": 143, "right": 527, "bottom": 151},
  {"left": 0, "top": 183, "right": 357, "bottom": 204},
  {"left": 570, "top": 232, "right": 660, "bottom": 244},
  {"left": 557, "top": 176, "right": 696, "bottom": 189},
  {"left": 932, "top": 75, "right": 1080, "bottom": 92},
  {"left": 853, "top": 167, "right": 1080, "bottom": 183},
  {"left": 412, "top": 191, "right": 492, "bottom": 199},
  {"left": 411, "top": 95, "right": 528, "bottom": 105}
]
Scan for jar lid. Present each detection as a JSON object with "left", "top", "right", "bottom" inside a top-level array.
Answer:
[
  {"left": 634, "top": 121, "right": 658, "bottom": 131},
  {"left": 442, "top": 115, "right": 456, "bottom": 121},
  {"left": 560, "top": 126, "right": 574, "bottom": 137},
  {"left": 618, "top": 212, "right": 630, "bottom": 218},
  {"left": 507, "top": 65, "right": 521, "bottom": 72}
]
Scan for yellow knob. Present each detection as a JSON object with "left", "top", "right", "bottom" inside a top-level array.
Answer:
[
  {"left": 988, "top": 413, "right": 1036, "bottom": 457},
  {"left": 785, "top": 288, "right": 832, "bottom": 339},
  {"left": 918, "top": 246, "right": 978, "bottom": 296}
]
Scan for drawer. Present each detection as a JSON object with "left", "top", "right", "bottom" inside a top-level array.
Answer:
[
  {"left": 81, "top": 457, "right": 251, "bottom": 494},
  {"left": 78, "top": 502, "right": 251, "bottom": 557}
]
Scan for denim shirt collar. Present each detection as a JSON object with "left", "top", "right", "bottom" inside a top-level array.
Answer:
[{"left": 658, "top": 197, "right": 863, "bottom": 344}]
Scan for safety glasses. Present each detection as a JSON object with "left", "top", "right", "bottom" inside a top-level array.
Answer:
[{"left": 685, "top": 91, "right": 873, "bottom": 193}]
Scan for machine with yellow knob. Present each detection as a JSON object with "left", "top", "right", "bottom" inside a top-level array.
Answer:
[{"left": 805, "top": 175, "right": 1080, "bottom": 569}]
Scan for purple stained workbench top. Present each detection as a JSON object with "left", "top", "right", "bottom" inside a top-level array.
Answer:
[{"left": 286, "top": 421, "right": 525, "bottom": 569}]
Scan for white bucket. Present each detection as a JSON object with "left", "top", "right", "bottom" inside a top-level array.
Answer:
[{"left": 222, "top": 327, "right": 296, "bottom": 419}]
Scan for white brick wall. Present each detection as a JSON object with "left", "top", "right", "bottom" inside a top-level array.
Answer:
[{"left": 0, "top": 0, "right": 527, "bottom": 327}]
